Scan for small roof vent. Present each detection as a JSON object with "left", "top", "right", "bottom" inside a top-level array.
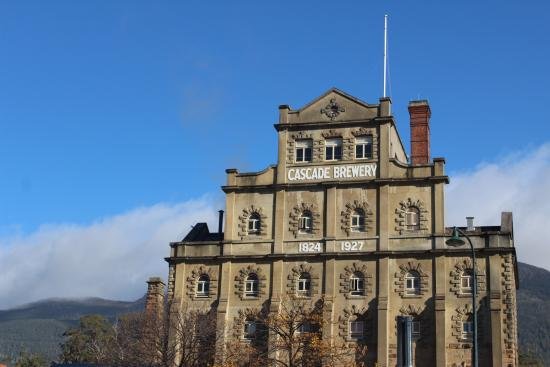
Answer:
[{"left": 466, "top": 217, "right": 475, "bottom": 231}]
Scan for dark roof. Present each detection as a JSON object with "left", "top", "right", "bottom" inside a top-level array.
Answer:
[{"left": 182, "top": 223, "right": 223, "bottom": 242}]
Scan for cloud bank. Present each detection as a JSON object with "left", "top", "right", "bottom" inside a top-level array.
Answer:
[
  {"left": 446, "top": 143, "right": 550, "bottom": 271},
  {"left": 0, "top": 144, "right": 548, "bottom": 309},
  {"left": 0, "top": 197, "right": 220, "bottom": 310}
]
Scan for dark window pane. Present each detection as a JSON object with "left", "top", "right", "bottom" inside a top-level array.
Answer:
[
  {"left": 304, "top": 148, "right": 312, "bottom": 161},
  {"left": 356, "top": 145, "right": 363, "bottom": 158},
  {"left": 335, "top": 146, "right": 342, "bottom": 160},
  {"left": 296, "top": 149, "right": 304, "bottom": 162},
  {"left": 326, "top": 147, "right": 333, "bottom": 160},
  {"left": 366, "top": 143, "right": 372, "bottom": 159}
]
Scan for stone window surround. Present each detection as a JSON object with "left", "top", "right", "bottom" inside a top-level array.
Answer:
[
  {"left": 286, "top": 263, "right": 320, "bottom": 298},
  {"left": 186, "top": 265, "right": 218, "bottom": 301},
  {"left": 289, "top": 203, "right": 321, "bottom": 238},
  {"left": 341, "top": 200, "right": 374, "bottom": 236},
  {"left": 338, "top": 304, "right": 372, "bottom": 342},
  {"left": 339, "top": 262, "right": 373, "bottom": 299},
  {"left": 235, "top": 265, "right": 267, "bottom": 300},
  {"left": 394, "top": 261, "right": 430, "bottom": 298},
  {"left": 450, "top": 258, "right": 486, "bottom": 297},
  {"left": 395, "top": 198, "right": 429, "bottom": 235},
  {"left": 238, "top": 205, "right": 268, "bottom": 240}
]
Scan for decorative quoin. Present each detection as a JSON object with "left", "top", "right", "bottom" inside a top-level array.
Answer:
[
  {"left": 339, "top": 262, "right": 373, "bottom": 299},
  {"left": 286, "top": 263, "right": 320, "bottom": 297},
  {"left": 238, "top": 205, "right": 268, "bottom": 239},
  {"left": 234, "top": 265, "right": 267, "bottom": 300},
  {"left": 341, "top": 200, "right": 374, "bottom": 236},
  {"left": 394, "top": 261, "right": 430, "bottom": 297},
  {"left": 320, "top": 98, "right": 345, "bottom": 120},
  {"left": 395, "top": 198, "right": 429, "bottom": 234},
  {"left": 450, "top": 258, "right": 486, "bottom": 297},
  {"left": 288, "top": 203, "right": 321, "bottom": 238},
  {"left": 186, "top": 265, "right": 218, "bottom": 300}
]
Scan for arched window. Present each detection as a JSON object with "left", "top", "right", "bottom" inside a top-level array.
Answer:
[
  {"left": 460, "top": 269, "right": 473, "bottom": 294},
  {"left": 405, "top": 207, "right": 420, "bottom": 231},
  {"left": 297, "top": 273, "right": 311, "bottom": 296},
  {"left": 196, "top": 274, "right": 210, "bottom": 297},
  {"left": 244, "top": 318, "right": 256, "bottom": 340},
  {"left": 245, "top": 273, "right": 259, "bottom": 297},
  {"left": 404, "top": 271, "right": 421, "bottom": 295},
  {"left": 248, "top": 213, "right": 261, "bottom": 234},
  {"left": 351, "top": 209, "right": 366, "bottom": 232},
  {"left": 349, "top": 272, "right": 365, "bottom": 296},
  {"left": 298, "top": 210, "right": 312, "bottom": 233}
]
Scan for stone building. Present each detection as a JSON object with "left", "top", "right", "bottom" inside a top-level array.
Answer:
[{"left": 159, "top": 88, "right": 519, "bottom": 366}]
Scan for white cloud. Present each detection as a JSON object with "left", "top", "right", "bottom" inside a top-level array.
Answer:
[
  {"left": 446, "top": 143, "right": 550, "bottom": 271},
  {"left": 0, "top": 196, "right": 220, "bottom": 310}
]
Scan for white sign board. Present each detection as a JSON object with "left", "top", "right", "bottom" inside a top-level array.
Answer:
[{"left": 287, "top": 163, "right": 377, "bottom": 182}]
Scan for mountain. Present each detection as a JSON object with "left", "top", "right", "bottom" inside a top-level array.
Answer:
[
  {"left": 0, "top": 262, "right": 548, "bottom": 365},
  {"left": 0, "top": 296, "right": 145, "bottom": 364},
  {"left": 517, "top": 262, "right": 550, "bottom": 365}
]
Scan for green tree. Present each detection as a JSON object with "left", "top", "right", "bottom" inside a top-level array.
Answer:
[
  {"left": 15, "top": 352, "right": 47, "bottom": 367},
  {"left": 59, "top": 314, "right": 115, "bottom": 364}
]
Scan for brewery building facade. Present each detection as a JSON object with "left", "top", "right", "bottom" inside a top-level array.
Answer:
[{"left": 157, "top": 88, "right": 519, "bottom": 366}]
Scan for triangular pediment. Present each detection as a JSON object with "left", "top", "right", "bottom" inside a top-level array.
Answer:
[{"left": 287, "top": 88, "right": 379, "bottom": 124}]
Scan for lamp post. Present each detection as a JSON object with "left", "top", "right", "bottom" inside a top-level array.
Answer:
[{"left": 446, "top": 227, "right": 478, "bottom": 367}]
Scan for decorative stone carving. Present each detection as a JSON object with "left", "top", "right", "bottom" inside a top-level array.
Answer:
[
  {"left": 321, "top": 129, "right": 342, "bottom": 138},
  {"left": 291, "top": 131, "right": 312, "bottom": 140},
  {"left": 338, "top": 304, "right": 373, "bottom": 342},
  {"left": 449, "top": 258, "right": 486, "bottom": 297},
  {"left": 394, "top": 198, "right": 429, "bottom": 235},
  {"left": 394, "top": 261, "right": 430, "bottom": 298},
  {"left": 186, "top": 265, "right": 218, "bottom": 300},
  {"left": 339, "top": 262, "right": 373, "bottom": 299},
  {"left": 286, "top": 263, "right": 320, "bottom": 297},
  {"left": 238, "top": 205, "right": 268, "bottom": 239},
  {"left": 234, "top": 265, "right": 267, "bottom": 300},
  {"left": 340, "top": 200, "right": 374, "bottom": 236},
  {"left": 288, "top": 203, "right": 321, "bottom": 238},
  {"left": 320, "top": 98, "right": 345, "bottom": 120}
]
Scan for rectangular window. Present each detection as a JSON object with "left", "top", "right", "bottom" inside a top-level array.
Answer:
[
  {"left": 351, "top": 214, "right": 366, "bottom": 232},
  {"left": 248, "top": 219, "right": 260, "bottom": 233},
  {"left": 245, "top": 281, "right": 259, "bottom": 296},
  {"left": 299, "top": 216, "right": 312, "bottom": 232},
  {"left": 197, "top": 281, "right": 209, "bottom": 297},
  {"left": 297, "top": 279, "right": 310, "bottom": 292},
  {"left": 350, "top": 278, "right": 364, "bottom": 296},
  {"left": 355, "top": 136, "right": 373, "bottom": 159},
  {"left": 349, "top": 320, "right": 364, "bottom": 338},
  {"left": 325, "top": 138, "right": 342, "bottom": 161},
  {"left": 295, "top": 140, "right": 313, "bottom": 163}
]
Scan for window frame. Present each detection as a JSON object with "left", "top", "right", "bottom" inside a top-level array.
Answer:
[
  {"left": 404, "top": 271, "right": 421, "bottom": 296},
  {"left": 297, "top": 273, "right": 311, "bottom": 296},
  {"left": 325, "top": 138, "right": 343, "bottom": 161},
  {"left": 196, "top": 274, "right": 210, "bottom": 298},
  {"left": 248, "top": 213, "right": 261, "bottom": 234},
  {"left": 349, "top": 272, "right": 365, "bottom": 296},
  {"left": 460, "top": 270, "right": 473, "bottom": 294},
  {"left": 349, "top": 320, "right": 364, "bottom": 339},
  {"left": 355, "top": 135, "right": 373, "bottom": 159},
  {"left": 350, "top": 209, "right": 366, "bottom": 232},
  {"left": 412, "top": 320, "right": 421, "bottom": 337},
  {"left": 405, "top": 207, "right": 420, "bottom": 231},
  {"left": 295, "top": 140, "right": 313, "bottom": 163},
  {"left": 462, "top": 320, "right": 473, "bottom": 339},
  {"left": 298, "top": 211, "right": 313, "bottom": 234},
  {"left": 244, "top": 274, "right": 260, "bottom": 297}
]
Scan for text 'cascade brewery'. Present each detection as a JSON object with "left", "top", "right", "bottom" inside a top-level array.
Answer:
[
  {"left": 152, "top": 88, "right": 519, "bottom": 367},
  {"left": 287, "top": 163, "right": 377, "bottom": 181}
]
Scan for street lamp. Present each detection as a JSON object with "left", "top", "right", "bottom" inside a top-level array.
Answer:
[{"left": 446, "top": 227, "right": 478, "bottom": 367}]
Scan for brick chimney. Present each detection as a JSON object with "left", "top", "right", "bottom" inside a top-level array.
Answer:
[
  {"left": 145, "top": 277, "right": 165, "bottom": 314},
  {"left": 408, "top": 100, "right": 431, "bottom": 165}
]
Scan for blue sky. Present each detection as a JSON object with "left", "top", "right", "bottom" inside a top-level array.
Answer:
[{"left": 1, "top": 0, "right": 549, "bottom": 231}]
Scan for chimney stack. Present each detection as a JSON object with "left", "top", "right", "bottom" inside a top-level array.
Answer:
[
  {"left": 466, "top": 217, "right": 474, "bottom": 231},
  {"left": 408, "top": 100, "right": 431, "bottom": 165},
  {"left": 145, "top": 277, "right": 165, "bottom": 315}
]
